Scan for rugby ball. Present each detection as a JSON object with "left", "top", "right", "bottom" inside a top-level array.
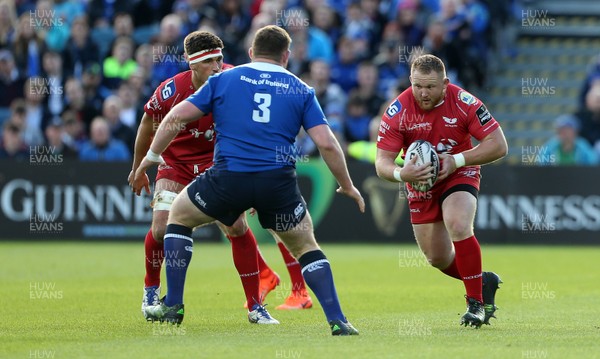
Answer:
[{"left": 405, "top": 140, "right": 439, "bottom": 192}]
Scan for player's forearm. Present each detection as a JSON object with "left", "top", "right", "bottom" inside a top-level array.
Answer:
[
  {"left": 375, "top": 148, "right": 403, "bottom": 182},
  {"left": 149, "top": 113, "right": 183, "bottom": 155},
  {"left": 132, "top": 115, "right": 154, "bottom": 170},
  {"left": 456, "top": 131, "right": 508, "bottom": 167},
  {"left": 148, "top": 101, "right": 202, "bottom": 155},
  {"left": 318, "top": 140, "right": 354, "bottom": 189},
  {"left": 375, "top": 156, "right": 401, "bottom": 182}
]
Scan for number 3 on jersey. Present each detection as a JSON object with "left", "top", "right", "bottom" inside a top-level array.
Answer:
[{"left": 253, "top": 93, "right": 271, "bottom": 123}]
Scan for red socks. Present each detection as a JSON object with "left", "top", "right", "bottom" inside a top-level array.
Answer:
[
  {"left": 453, "top": 235, "right": 483, "bottom": 302},
  {"left": 440, "top": 257, "right": 461, "bottom": 280},
  {"left": 277, "top": 242, "right": 306, "bottom": 294},
  {"left": 144, "top": 230, "right": 164, "bottom": 288},
  {"left": 228, "top": 229, "right": 261, "bottom": 307}
]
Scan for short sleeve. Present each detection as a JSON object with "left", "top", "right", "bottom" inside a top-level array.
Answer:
[
  {"left": 376, "top": 98, "right": 404, "bottom": 153},
  {"left": 467, "top": 101, "right": 500, "bottom": 141},
  {"left": 302, "top": 90, "right": 329, "bottom": 130},
  {"left": 144, "top": 78, "right": 177, "bottom": 117}
]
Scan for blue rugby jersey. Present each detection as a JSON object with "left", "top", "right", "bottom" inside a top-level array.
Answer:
[{"left": 186, "top": 62, "right": 328, "bottom": 172}]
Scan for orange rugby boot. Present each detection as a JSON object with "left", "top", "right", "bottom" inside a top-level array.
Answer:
[{"left": 275, "top": 289, "right": 313, "bottom": 310}]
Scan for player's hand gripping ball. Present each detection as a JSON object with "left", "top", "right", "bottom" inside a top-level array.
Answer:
[{"left": 405, "top": 140, "right": 440, "bottom": 192}]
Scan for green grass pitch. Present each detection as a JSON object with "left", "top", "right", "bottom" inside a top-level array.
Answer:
[{"left": 1, "top": 241, "right": 599, "bottom": 359}]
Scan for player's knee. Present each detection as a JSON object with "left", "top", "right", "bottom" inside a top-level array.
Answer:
[
  {"left": 151, "top": 223, "right": 166, "bottom": 242},
  {"left": 445, "top": 219, "right": 473, "bottom": 240},
  {"left": 223, "top": 218, "right": 248, "bottom": 237}
]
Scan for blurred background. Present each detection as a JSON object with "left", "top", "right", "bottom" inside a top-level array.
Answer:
[{"left": 0, "top": 0, "right": 599, "bottom": 244}]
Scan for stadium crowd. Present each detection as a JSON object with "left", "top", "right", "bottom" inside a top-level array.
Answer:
[{"left": 0, "top": 0, "right": 512, "bottom": 161}]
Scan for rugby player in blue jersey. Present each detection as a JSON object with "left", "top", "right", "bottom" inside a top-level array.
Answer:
[{"left": 135, "top": 25, "right": 365, "bottom": 335}]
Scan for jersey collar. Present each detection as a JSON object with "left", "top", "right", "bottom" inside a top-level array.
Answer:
[{"left": 238, "top": 62, "right": 291, "bottom": 74}]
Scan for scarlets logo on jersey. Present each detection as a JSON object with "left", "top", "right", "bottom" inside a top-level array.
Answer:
[
  {"left": 458, "top": 90, "right": 478, "bottom": 106},
  {"left": 435, "top": 138, "right": 458, "bottom": 153},
  {"left": 160, "top": 79, "right": 176, "bottom": 101},
  {"left": 385, "top": 99, "right": 402, "bottom": 118},
  {"left": 443, "top": 116, "right": 458, "bottom": 127}
]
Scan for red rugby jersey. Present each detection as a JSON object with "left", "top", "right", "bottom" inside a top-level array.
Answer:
[
  {"left": 377, "top": 83, "right": 500, "bottom": 165},
  {"left": 144, "top": 70, "right": 214, "bottom": 165}
]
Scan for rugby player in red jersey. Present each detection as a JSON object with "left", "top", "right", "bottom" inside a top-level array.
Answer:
[
  {"left": 128, "top": 31, "right": 310, "bottom": 324},
  {"left": 375, "top": 54, "right": 507, "bottom": 328}
]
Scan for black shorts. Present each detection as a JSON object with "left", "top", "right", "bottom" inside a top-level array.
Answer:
[{"left": 186, "top": 167, "right": 307, "bottom": 230}]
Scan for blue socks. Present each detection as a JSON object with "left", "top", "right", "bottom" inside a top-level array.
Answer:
[
  {"left": 298, "top": 250, "right": 345, "bottom": 322},
  {"left": 163, "top": 224, "right": 193, "bottom": 307}
]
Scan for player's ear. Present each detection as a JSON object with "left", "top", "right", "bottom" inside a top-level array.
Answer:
[
  {"left": 282, "top": 49, "right": 290, "bottom": 67},
  {"left": 248, "top": 47, "right": 253, "bottom": 61}
]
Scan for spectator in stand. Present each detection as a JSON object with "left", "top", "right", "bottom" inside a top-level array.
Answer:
[
  {"left": 307, "top": 59, "right": 347, "bottom": 118},
  {"left": 394, "top": 0, "right": 429, "bottom": 48},
  {"left": 343, "top": 2, "right": 373, "bottom": 45},
  {"left": 79, "top": 116, "right": 130, "bottom": 161},
  {"left": 578, "top": 83, "right": 600, "bottom": 156},
  {"left": 341, "top": 2, "right": 372, "bottom": 61},
  {"left": 63, "top": 77, "right": 99, "bottom": 130},
  {"left": 579, "top": 58, "right": 600, "bottom": 110},
  {"left": 52, "top": 0, "right": 85, "bottom": 27},
  {"left": 435, "top": 0, "right": 485, "bottom": 88},
  {"left": 87, "top": 0, "right": 133, "bottom": 28},
  {"left": 23, "top": 76, "right": 51, "bottom": 146},
  {"left": 462, "top": 0, "right": 490, "bottom": 57},
  {"left": 422, "top": 18, "right": 462, "bottom": 85},
  {"left": 41, "top": 51, "right": 65, "bottom": 118},
  {"left": 117, "top": 81, "right": 141, "bottom": 130},
  {"left": 241, "top": 12, "right": 273, "bottom": 64},
  {"left": 344, "top": 91, "right": 372, "bottom": 142},
  {"left": 91, "top": 12, "right": 136, "bottom": 60},
  {"left": 113, "top": 12, "right": 135, "bottom": 39},
  {"left": 0, "top": 121, "right": 28, "bottom": 160},
  {"left": 374, "top": 39, "right": 409, "bottom": 99},
  {"left": 216, "top": 0, "right": 252, "bottom": 64},
  {"left": 149, "top": 14, "right": 185, "bottom": 87},
  {"left": 128, "top": 67, "right": 153, "bottom": 107},
  {"left": 132, "top": 0, "right": 175, "bottom": 28},
  {"left": 33, "top": 0, "right": 70, "bottom": 52},
  {"left": 81, "top": 62, "right": 108, "bottom": 113},
  {"left": 359, "top": 0, "right": 386, "bottom": 54},
  {"left": 311, "top": 4, "right": 342, "bottom": 46},
  {"left": 62, "top": 15, "right": 101, "bottom": 79},
  {"left": 172, "top": 1, "right": 193, "bottom": 34},
  {"left": 540, "top": 114, "right": 598, "bottom": 166},
  {"left": 101, "top": 95, "right": 135, "bottom": 154},
  {"left": 102, "top": 36, "right": 138, "bottom": 90},
  {"left": 353, "top": 61, "right": 386, "bottom": 118},
  {"left": 330, "top": 36, "right": 359, "bottom": 92},
  {"left": 286, "top": 8, "right": 335, "bottom": 65},
  {"left": 133, "top": 44, "right": 154, "bottom": 87},
  {"left": 0, "top": 49, "right": 25, "bottom": 113},
  {"left": 11, "top": 12, "right": 45, "bottom": 77},
  {"left": 258, "top": 0, "right": 286, "bottom": 18},
  {"left": 44, "top": 117, "right": 78, "bottom": 159},
  {"left": 7, "top": 99, "right": 27, "bottom": 131},
  {"left": 0, "top": 0, "right": 17, "bottom": 49},
  {"left": 436, "top": 0, "right": 467, "bottom": 41},
  {"left": 61, "top": 109, "right": 87, "bottom": 150}
]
